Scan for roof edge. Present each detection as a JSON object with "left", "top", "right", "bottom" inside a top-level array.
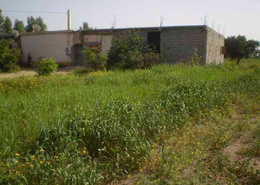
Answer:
[
  {"left": 20, "top": 30, "right": 74, "bottom": 36},
  {"left": 82, "top": 25, "right": 208, "bottom": 33}
]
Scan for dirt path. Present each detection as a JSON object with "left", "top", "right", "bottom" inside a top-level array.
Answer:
[
  {"left": 223, "top": 117, "right": 260, "bottom": 172},
  {"left": 0, "top": 68, "right": 72, "bottom": 80},
  {"left": 0, "top": 70, "right": 37, "bottom": 80}
]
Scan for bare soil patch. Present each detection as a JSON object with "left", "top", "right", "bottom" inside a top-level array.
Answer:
[
  {"left": 223, "top": 116, "right": 260, "bottom": 171},
  {"left": 0, "top": 67, "right": 73, "bottom": 80},
  {"left": 0, "top": 70, "right": 37, "bottom": 80}
]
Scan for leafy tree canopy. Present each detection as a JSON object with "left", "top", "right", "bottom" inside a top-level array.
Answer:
[
  {"left": 3, "top": 16, "right": 13, "bottom": 34},
  {"left": 79, "top": 22, "right": 93, "bottom": 30},
  {"left": 0, "top": 9, "right": 4, "bottom": 33},
  {"left": 225, "top": 35, "right": 260, "bottom": 64},
  {"left": 13, "top": 19, "right": 25, "bottom": 33},
  {"left": 25, "top": 16, "right": 47, "bottom": 32}
]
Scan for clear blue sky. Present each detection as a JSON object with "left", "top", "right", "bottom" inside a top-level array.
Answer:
[{"left": 1, "top": 0, "right": 260, "bottom": 40}]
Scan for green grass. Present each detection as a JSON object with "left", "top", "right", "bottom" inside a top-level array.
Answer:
[{"left": 0, "top": 59, "right": 259, "bottom": 184}]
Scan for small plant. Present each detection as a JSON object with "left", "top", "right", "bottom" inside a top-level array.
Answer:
[
  {"left": 82, "top": 47, "right": 107, "bottom": 71},
  {"left": 0, "top": 39, "right": 21, "bottom": 72},
  {"left": 188, "top": 48, "right": 202, "bottom": 66},
  {"left": 37, "top": 57, "right": 58, "bottom": 76}
]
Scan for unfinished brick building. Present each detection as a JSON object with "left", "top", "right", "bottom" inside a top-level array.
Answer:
[
  {"left": 20, "top": 25, "right": 225, "bottom": 66},
  {"left": 77, "top": 25, "right": 225, "bottom": 65}
]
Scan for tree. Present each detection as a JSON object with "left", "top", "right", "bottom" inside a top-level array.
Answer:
[
  {"left": 35, "top": 17, "right": 47, "bottom": 31},
  {"left": 225, "top": 35, "right": 260, "bottom": 65},
  {"left": 3, "top": 16, "right": 13, "bottom": 33},
  {"left": 79, "top": 22, "right": 93, "bottom": 30},
  {"left": 13, "top": 19, "right": 25, "bottom": 33},
  {"left": 247, "top": 40, "right": 260, "bottom": 58},
  {"left": 83, "top": 22, "right": 90, "bottom": 30},
  {"left": 0, "top": 9, "right": 4, "bottom": 33},
  {"left": 25, "top": 16, "right": 47, "bottom": 32},
  {"left": 25, "top": 16, "right": 36, "bottom": 32}
]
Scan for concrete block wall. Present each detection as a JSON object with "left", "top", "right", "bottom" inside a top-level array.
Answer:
[
  {"left": 161, "top": 26, "right": 207, "bottom": 64},
  {"left": 206, "top": 28, "right": 225, "bottom": 64}
]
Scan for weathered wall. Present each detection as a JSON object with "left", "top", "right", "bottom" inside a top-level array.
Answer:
[
  {"left": 161, "top": 26, "right": 207, "bottom": 64},
  {"left": 84, "top": 34, "right": 113, "bottom": 54},
  {"left": 206, "top": 28, "right": 225, "bottom": 64},
  {"left": 101, "top": 35, "right": 113, "bottom": 54},
  {"left": 20, "top": 31, "right": 75, "bottom": 65},
  {"left": 82, "top": 29, "right": 149, "bottom": 55}
]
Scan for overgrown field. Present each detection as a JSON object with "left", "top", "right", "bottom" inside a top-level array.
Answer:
[{"left": 0, "top": 59, "right": 260, "bottom": 184}]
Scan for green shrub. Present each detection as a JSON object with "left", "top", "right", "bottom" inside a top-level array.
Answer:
[
  {"left": 82, "top": 47, "right": 107, "bottom": 71},
  {"left": 0, "top": 39, "right": 21, "bottom": 72},
  {"left": 37, "top": 57, "right": 58, "bottom": 76},
  {"left": 142, "top": 51, "right": 161, "bottom": 68},
  {"left": 107, "top": 31, "right": 160, "bottom": 70}
]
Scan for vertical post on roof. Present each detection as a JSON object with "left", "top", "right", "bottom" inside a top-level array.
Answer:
[{"left": 67, "top": 9, "right": 71, "bottom": 30}]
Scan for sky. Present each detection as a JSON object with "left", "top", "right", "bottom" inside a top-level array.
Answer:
[{"left": 1, "top": 0, "right": 260, "bottom": 40}]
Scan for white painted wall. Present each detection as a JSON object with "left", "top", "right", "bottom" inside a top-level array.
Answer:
[{"left": 21, "top": 33, "right": 74, "bottom": 63}]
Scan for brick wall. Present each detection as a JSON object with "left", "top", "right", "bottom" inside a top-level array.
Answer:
[{"left": 161, "top": 26, "right": 207, "bottom": 64}]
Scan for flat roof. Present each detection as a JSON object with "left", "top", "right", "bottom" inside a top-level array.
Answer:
[
  {"left": 20, "top": 30, "right": 74, "bottom": 36},
  {"left": 82, "top": 25, "right": 207, "bottom": 33},
  {"left": 19, "top": 25, "right": 224, "bottom": 37}
]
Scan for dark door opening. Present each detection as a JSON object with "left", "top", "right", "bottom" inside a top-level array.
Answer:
[
  {"left": 147, "top": 32, "right": 161, "bottom": 54},
  {"left": 74, "top": 44, "right": 85, "bottom": 66}
]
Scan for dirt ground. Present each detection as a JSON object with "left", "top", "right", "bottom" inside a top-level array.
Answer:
[
  {"left": 0, "top": 67, "right": 73, "bottom": 80},
  {"left": 223, "top": 117, "right": 260, "bottom": 172},
  {"left": 0, "top": 70, "right": 38, "bottom": 80}
]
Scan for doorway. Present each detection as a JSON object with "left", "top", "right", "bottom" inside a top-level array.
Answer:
[
  {"left": 147, "top": 32, "right": 161, "bottom": 54},
  {"left": 74, "top": 44, "right": 85, "bottom": 66}
]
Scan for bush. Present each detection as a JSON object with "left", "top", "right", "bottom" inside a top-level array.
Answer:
[
  {"left": 107, "top": 31, "right": 160, "bottom": 70},
  {"left": 142, "top": 51, "right": 161, "bottom": 68},
  {"left": 0, "top": 39, "right": 21, "bottom": 72},
  {"left": 82, "top": 47, "right": 107, "bottom": 71},
  {"left": 37, "top": 57, "right": 58, "bottom": 76}
]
